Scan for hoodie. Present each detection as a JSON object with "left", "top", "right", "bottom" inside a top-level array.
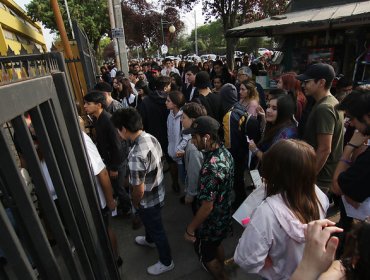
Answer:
[
  {"left": 220, "top": 83, "right": 238, "bottom": 117},
  {"left": 138, "top": 90, "right": 169, "bottom": 153},
  {"left": 234, "top": 186, "right": 329, "bottom": 280}
]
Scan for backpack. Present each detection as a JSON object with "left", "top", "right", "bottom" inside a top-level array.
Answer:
[{"left": 223, "top": 103, "right": 257, "bottom": 151}]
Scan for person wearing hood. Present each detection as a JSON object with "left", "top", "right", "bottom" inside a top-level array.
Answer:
[
  {"left": 138, "top": 76, "right": 171, "bottom": 154},
  {"left": 220, "top": 83, "right": 261, "bottom": 208},
  {"left": 234, "top": 139, "right": 329, "bottom": 280},
  {"left": 194, "top": 71, "right": 223, "bottom": 123}
]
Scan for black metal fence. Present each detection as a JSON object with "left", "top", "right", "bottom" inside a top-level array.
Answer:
[
  {"left": 0, "top": 52, "right": 120, "bottom": 279},
  {"left": 73, "top": 21, "right": 98, "bottom": 91}
]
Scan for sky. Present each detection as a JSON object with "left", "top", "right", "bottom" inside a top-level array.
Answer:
[{"left": 15, "top": 0, "right": 205, "bottom": 51}]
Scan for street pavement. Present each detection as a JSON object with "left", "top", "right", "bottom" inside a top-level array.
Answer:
[{"left": 112, "top": 171, "right": 261, "bottom": 280}]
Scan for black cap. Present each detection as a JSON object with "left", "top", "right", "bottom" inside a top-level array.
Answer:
[
  {"left": 296, "top": 63, "right": 335, "bottom": 84},
  {"left": 182, "top": 116, "right": 220, "bottom": 135}
]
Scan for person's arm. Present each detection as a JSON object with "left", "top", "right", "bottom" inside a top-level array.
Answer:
[
  {"left": 332, "top": 144, "right": 355, "bottom": 196},
  {"left": 332, "top": 131, "right": 369, "bottom": 199},
  {"left": 131, "top": 182, "right": 145, "bottom": 209},
  {"left": 290, "top": 219, "right": 343, "bottom": 280},
  {"left": 315, "top": 134, "right": 332, "bottom": 174},
  {"left": 184, "top": 200, "right": 214, "bottom": 242},
  {"left": 248, "top": 140, "right": 263, "bottom": 161},
  {"left": 185, "top": 148, "right": 203, "bottom": 203},
  {"left": 97, "top": 168, "right": 116, "bottom": 210}
]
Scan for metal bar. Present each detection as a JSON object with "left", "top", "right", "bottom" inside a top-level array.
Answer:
[
  {"left": 0, "top": 126, "right": 63, "bottom": 280},
  {"left": 0, "top": 203, "right": 36, "bottom": 280},
  {"left": 0, "top": 76, "right": 54, "bottom": 124},
  {"left": 51, "top": 73, "right": 120, "bottom": 279},
  {"left": 31, "top": 102, "right": 95, "bottom": 279},
  {"left": 17, "top": 109, "right": 84, "bottom": 280}
]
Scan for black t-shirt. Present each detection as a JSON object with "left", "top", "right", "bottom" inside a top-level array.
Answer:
[{"left": 338, "top": 146, "right": 370, "bottom": 203}]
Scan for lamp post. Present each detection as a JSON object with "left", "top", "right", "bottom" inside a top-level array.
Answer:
[{"left": 160, "top": 18, "right": 175, "bottom": 56}]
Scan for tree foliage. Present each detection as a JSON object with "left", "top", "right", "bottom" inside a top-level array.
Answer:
[
  {"left": 26, "top": 0, "right": 110, "bottom": 50},
  {"left": 121, "top": 1, "right": 185, "bottom": 55},
  {"left": 163, "top": 0, "right": 289, "bottom": 68}
]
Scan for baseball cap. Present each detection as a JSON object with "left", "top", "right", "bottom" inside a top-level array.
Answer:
[
  {"left": 238, "top": 66, "right": 252, "bottom": 78},
  {"left": 182, "top": 116, "right": 220, "bottom": 135},
  {"left": 296, "top": 63, "right": 335, "bottom": 83}
]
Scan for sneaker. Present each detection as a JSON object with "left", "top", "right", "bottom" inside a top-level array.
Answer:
[
  {"left": 135, "top": 236, "right": 156, "bottom": 248},
  {"left": 147, "top": 260, "right": 174, "bottom": 275}
]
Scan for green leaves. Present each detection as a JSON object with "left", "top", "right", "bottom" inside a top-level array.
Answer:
[{"left": 26, "top": 0, "right": 110, "bottom": 50}]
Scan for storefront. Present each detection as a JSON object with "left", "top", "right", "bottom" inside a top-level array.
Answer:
[{"left": 226, "top": 0, "right": 370, "bottom": 85}]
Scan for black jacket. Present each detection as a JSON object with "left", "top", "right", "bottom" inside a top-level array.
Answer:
[
  {"left": 138, "top": 90, "right": 169, "bottom": 154},
  {"left": 94, "top": 110, "right": 124, "bottom": 171}
]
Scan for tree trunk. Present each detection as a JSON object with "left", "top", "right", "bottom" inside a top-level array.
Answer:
[{"left": 225, "top": 37, "right": 238, "bottom": 71}]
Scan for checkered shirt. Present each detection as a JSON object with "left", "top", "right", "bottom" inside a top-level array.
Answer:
[{"left": 128, "top": 132, "right": 165, "bottom": 208}]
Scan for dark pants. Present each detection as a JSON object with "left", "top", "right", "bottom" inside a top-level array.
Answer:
[
  {"left": 138, "top": 204, "right": 172, "bottom": 266},
  {"left": 233, "top": 156, "right": 248, "bottom": 208},
  {"left": 109, "top": 164, "right": 131, "bottom": 212}
]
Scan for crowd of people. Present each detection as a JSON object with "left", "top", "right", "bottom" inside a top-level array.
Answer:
[
  {"left": 0, "top": 43, "right": 368, "bottom": 280},
  {"left": 78, "top": 57, "right": 370, "bottom": 279}
]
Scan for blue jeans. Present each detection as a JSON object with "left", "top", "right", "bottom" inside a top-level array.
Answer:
[{"left": 138, "top": 204, "right": 172, "bottom": 266}]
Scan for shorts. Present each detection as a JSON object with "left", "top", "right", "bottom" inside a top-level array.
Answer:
[{"left": 194, "top": 238, "right": 223, "bottom": 264}]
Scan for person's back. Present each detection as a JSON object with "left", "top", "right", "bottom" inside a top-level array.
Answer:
[{"left": 139, "top": 76, "right": 171, "bottom": 153}]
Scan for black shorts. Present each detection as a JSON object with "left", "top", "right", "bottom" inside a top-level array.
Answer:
[{"left": 194, "top": 238, "right": 223, "bottom": 264}]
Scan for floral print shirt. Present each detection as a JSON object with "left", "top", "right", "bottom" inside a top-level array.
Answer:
[{"left": 197, "top": 145, "right": 234, "bottom": 241}]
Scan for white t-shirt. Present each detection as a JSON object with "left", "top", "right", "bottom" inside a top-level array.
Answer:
[
  {"left": 40, "top": 161, "right": 57, "bottom": 201},
  {"left": 82, "top": 132, "right": 107, "bottom": 209}
]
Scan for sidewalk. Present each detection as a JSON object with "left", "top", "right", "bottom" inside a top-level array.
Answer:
[{"left": 112, "top": 173, "right": 261, "bottom": 280}]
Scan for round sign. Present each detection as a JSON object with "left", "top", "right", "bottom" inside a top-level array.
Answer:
[{"left": 161, "top": 44, "right": 168, "bottom": 55}]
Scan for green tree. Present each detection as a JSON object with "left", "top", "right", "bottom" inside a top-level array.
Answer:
[
  {"left": 26, "top": 0, "right": 110, "bottom": 51},
  {"left": 164, "top": 0, "right": 289, "bottom": 69}
]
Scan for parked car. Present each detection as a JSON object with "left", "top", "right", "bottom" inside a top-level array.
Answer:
[
  {"left": 200, "top": 54, "right": 217, "bottom": 61},
  {"left": 185, "top": 54, "right": 201, "bottom": 62},
  {"left": 257, "top": 48, "right": 273, "bottom": 56}
]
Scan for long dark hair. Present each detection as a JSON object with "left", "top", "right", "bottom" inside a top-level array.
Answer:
[
  {"left": 261, "top": 139, "right": 322, "bottom": 223},
  {"left": 341, "top": 222, "right": 370, "bottom": 280},
  {"left": 117, "top": 76, "right": 133, "bottom": 99},
  {"left": 259, "top": 93, "right": 296, "bottom": 148}
]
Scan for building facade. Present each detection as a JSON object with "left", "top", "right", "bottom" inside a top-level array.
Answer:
[{"left": 0, "top": 0, "right": 46, "bottom": 56}]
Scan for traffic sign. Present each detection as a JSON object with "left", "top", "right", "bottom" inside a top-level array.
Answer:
[{"left": 161, "top": 44, "right": 168, "bottom": 55}]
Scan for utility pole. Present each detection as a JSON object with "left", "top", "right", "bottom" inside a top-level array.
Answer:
[
  {"left": 112, "top": 0, "right": 129, "bottom": 75},
  {"left": 194, "top": 10, "right": 198, "bottom": 56},
  {"left": 107, "top": 0, "right": 120, "bottom": 69}
]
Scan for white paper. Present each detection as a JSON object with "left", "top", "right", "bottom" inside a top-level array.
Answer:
[
  {"left": 233, "top": 184, "right": 265, "bottom": 227},
  {"left": 250, "top": 170, "right": 263, "bottom": 188},
  {"left": 342, "top": 196, "right": 370, "bottom": 221}
]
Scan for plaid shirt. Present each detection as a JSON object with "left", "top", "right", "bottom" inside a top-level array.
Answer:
[{"left": 128, "top": 132, "right": 165, "bottom": 208}]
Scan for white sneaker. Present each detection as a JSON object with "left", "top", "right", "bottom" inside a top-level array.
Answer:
[
  {"left": 135, "top": 236, "right": 156, "bottom": 248},
  {"left": 147, "top": 260, "right": 174, "bottom": 275}
]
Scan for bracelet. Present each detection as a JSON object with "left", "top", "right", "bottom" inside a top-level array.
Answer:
[
  {"left": 185, "top": 227, "right": 195, "bottom": 237},
  {"left": 346, "top": 143, "right": 360, "bottom": 149},
  {"left": 340, "top": 158, "right": 352, "bottom": 165}
]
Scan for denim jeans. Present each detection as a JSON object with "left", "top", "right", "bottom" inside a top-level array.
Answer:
[{"left": 138, "top": 204, "right": 172, "bottom": 266}]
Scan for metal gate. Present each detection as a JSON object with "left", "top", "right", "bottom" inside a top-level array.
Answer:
[
  {"left": 73, "top": 21, "right": 98, "bottom": 91},
  {"left": 0, "top": 52, "right": 120, "bottom": 279}
]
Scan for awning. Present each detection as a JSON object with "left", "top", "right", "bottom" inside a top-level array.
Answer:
[{"left": 226, "top": 1, "right": 370, "bottom": 37}]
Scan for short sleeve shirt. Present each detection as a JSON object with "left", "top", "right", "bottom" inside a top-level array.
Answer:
[
  {"left": 128, "top": 132, "right": 165, "bottom": 208},
  {"left": 197, "top": 145, "right": 234, "bottom": 241},
  {"left": 303, "top": 95, "right": 344, "bottom": 185},
  {"left": 83, "top": 132, "right": 106, "bottom": 209}
]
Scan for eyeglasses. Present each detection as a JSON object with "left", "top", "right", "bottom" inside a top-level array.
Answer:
[{"left": 301, "top": 79, "right": 314, "bottom": 86}]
